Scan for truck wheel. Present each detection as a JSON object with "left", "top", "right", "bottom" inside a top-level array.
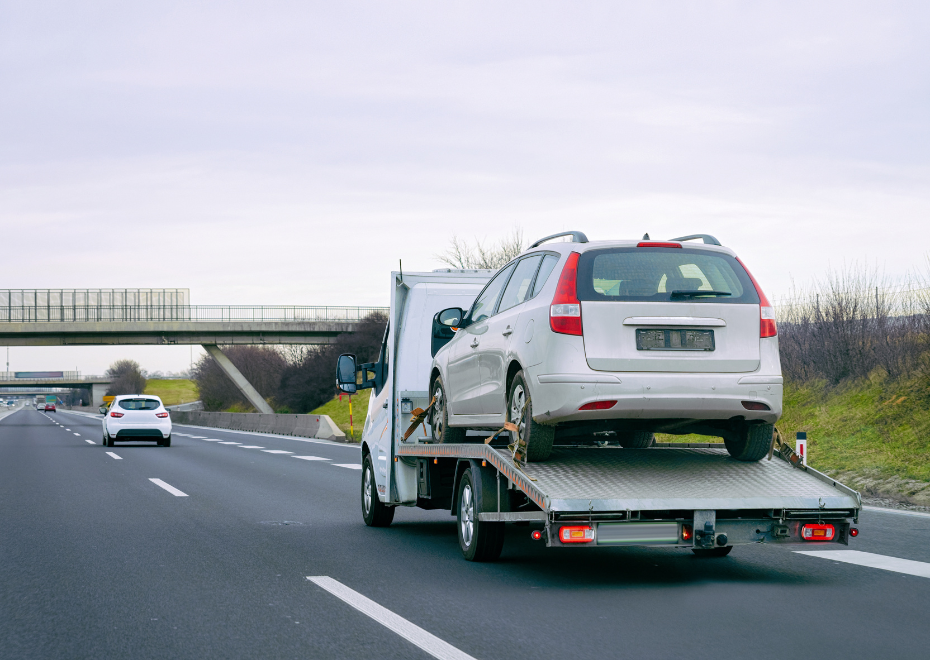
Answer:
[
  {"left": 456, "top": 470, "right": 504, "bottom": 562},
  {"left": 430, "top": 377, "right": 467, "bottom": 444},
  {"left": 509, "top": 371, "right": 554, "bottom": 462},
  {"left": 361, "top": 454, "right": 395, "bottom": 527},
  {"left": 617, "top": 431, "right": 654, "bottom": 448},
  {"left": 724, "top": 422, "right": 773, "bottom": 461},
  {"left": 692, "top": 546, "right": 733, "bottom": 558}
]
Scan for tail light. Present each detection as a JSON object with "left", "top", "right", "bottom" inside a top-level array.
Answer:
[
  {"left": 736, "top": 257, "right": 777, "bottom": 338},
  {"left": 801, "top": 523, "right": 836, "bottom": 541},
  {"left": 109, "top": 412, "right": 124, "bottom": 418},
  {"left": 578, "top": 400, "right": 617, "bottom": 411},
  {"left": 637, "top": 242, "right": 682, "bottom": 248},
  {"left": 559, "top": 525, "right": 595, "bottom": 543},
  {"left": 156, "top": 412, "right": 169, "bottom": 418},
  {"left": 741, "top": 401, "right": 771, "bottom": 411},
  {"left": 681, "top": 524, "right": 693, "bottom": 541},
  {"left": 550, "top": 252, "right": 582, "bottom": 336}
]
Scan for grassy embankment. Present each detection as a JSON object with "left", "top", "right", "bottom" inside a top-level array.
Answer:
[
  {"left": 144, "top": 379, "right": 200, "bottom": 406},
  {"left": 312, "top": 393, "right": 370, "bottom": 441}
]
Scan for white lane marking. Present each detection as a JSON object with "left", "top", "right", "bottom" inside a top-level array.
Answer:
[
  {"left": 85, "top": 439, "right": 95, "bottom": 444},
  {"left": 333, "top": 463, "right": 362, "bottom": 470},
  {"left": 796, "top": 550, "right": 930, "bottom": 579},
  {"left": 307, "top": 576, "right": 475, "bottom": 660},
  {"left": 238, "top": 445, "right": 265, "bottom": 449},
  {"left": 204, "top": 439, "right": 224, "bottom": 442},
  {"left": 66, "top": 429, "right": 71, "bottom": 431},
  {"left": 863, "top": 505, "right": 930, "bottom": 519},
  {"left": 262, "top": 450, "right": 293, "bottom": 454},
  {"left": 292, "top": 456, "right": 330, "bottom": 461},
  {"left": 149, "top": 479, "right": 189, "bottom": 497},
  {"left": 188, "top": 436, "right": 207, "bottom": 439},
  {"left": 73, "top": 433, "right": 81, "bottom": 436},
  {"left": 218, "top": 441, "right": 241, "bottom": 445},
  {"left": 106, "top": 452, "right": 122, "bottom": 460},
  {"left": 173, "top": 423, "right": 360, "bottom": 448}
]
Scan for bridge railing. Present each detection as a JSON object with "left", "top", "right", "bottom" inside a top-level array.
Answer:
[{"left": 0, "top": 306, "right": 389, "bottom": 324}]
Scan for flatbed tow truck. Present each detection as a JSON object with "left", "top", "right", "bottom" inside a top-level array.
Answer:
[{"left": 338, "top": 269, "right": 861, "bottom": 561}]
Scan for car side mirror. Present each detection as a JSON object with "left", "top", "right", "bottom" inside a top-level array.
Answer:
[
  {"left": 98, "top": 406, "right": 107, "bottom": 415},
  {"left": 431, "top": 307, "right": 465, "bottom": 358},
  {"left": 336, "top": 354, "right": 358, "bottom": 394}
]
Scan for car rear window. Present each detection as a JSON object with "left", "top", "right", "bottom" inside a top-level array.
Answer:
[
  {"left": 576, "top": 247, "right": 760, "bottom": 304},
  {"left": 118, "top": 398, "right": 161, "bottom": 410}
]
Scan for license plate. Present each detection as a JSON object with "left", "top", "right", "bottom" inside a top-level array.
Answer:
[{"left": 636, "top": 329, "right": 715, "bottom": 351}]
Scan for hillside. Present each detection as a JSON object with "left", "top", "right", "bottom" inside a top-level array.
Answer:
[
  {"left": 144, "top": 379, "right": 200, "bottom": 406},
  {"left": 312, "top": 393, "right": 370, "bottom": 441}
]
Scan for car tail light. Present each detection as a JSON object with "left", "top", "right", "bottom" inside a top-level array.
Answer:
[
  {"left": 681, "top": 524, "right": 693, "bottom": 541},
  {"left": 578, "top": 400, "right": 617, "bottom": 411},
  {"left": 109, "top": 412, "right": 124, "bottom": 418},
  {"left": 736, "top": 257, "right": 777, "bottom": 338},
  {"left": 741, "top": 401, "right": 771, "bottom": 411},
  {"left": 156, "top": 412, "right": 169, "bottom": 418},
  {"left": 637, "top": 242, "right": 682, "bottom": 248},
  {"left": 801, "top": 523, "right": 836, "bottom": 541},
  {"left": 550, "top": 252, "right": 582, "bottom": 336},
  {"left": 559, "top": 525, "right": 595, "bottom": 543}
]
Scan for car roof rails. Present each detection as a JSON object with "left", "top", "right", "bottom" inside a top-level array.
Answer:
[
  {"left": 669, "top": 234, "right": 721, "bottom": 246},
  {"left": 530, "top": 231, "right": 589, "bottom": 249}
]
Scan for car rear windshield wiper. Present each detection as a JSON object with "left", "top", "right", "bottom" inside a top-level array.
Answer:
[{"left": 669, "top": 290, "right": 732, "bottom": 299}]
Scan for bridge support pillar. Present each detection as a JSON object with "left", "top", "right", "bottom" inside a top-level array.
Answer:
[
  {"left": 202, "top": 344, "right": 274, "bottom": 414},
  {"left": 91, "top": 383, "right": 109, "bottom": 407}
]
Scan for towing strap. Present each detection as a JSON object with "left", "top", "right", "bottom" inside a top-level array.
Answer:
[{"left": 402, "top": 397, "right": 436, "bottom": 441}]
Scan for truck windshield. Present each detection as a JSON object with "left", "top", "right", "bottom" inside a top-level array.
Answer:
[{"left": 576, "top": 247, "right": 759, "bottom": 304}]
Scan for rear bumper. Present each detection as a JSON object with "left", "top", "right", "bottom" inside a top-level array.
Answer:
[{"left": 106, "top": 420, "right": 172, "bottom": 439}]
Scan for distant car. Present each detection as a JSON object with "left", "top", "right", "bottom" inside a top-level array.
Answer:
[
  {"left": 45, "top": 402, "right": 56, "bottom": 412},
  {"left": 102, "top": 394, "right": 172, "bottom": 447},
  {"left": 37, "top": 403, "right": 45, "bottom": 411}
]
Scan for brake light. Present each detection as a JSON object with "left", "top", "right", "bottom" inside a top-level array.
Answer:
[
  {"left": 156, "top": 412, "right": 169, "bottom": 418},
  {"left": 559, "top": 525, "right": 595, "bottom": 543},
  {"left": 801, "top": 523, "right": 836, "bottom": 541},
  {"left": 736, "top": 257, "right": 777, "bottom": 338},
  {"left": 741, "top": 401, "right": 771, "bottom": 411},
  {"left": 550, "top": 252, "right": 582, "bottom": 336},
  {"left": 109, "top": 412, "right": 124, "bottom": 418},
  {"left": 681, "top": 524, "right": 693, "bottom": 541},
  {"left": 637, "top": 242, "right": 682, "bottom": 248},
  {"left": 578, "top": 400, "right": 617, "bottom": 411}
]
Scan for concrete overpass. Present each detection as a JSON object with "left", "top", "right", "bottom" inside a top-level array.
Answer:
[{"left": 0, "top": 375, "right": 111, "bottom": 407}]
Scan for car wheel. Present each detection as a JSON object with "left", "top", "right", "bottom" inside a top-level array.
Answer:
[
  {"left": 508, "top": 370, "right": 554, "bottom": 462},
  {"left": 101, "top": 430, "right": 108, "bottom": 446},
  {"left": 456, "top": 469, "right": 504, "bottom": 562},
  {"left": 104, "top": 431, "right": 114, "bottom": 447},
  {"left": 361, "top": 454, "right": 395, "bottom": 527},
  {"left": 159, "top": 435, "right": 171, "bottom": 447},
  {"left": 692, "top": 546, "right": 733, "bottom": 558},
  {"left": 430, "top": 376, "right": 467, "bottom": 444},
  {"left": 616, "top": 431, "right": 655, "bottom": 448},
  {"left": 724, "top": 422, "right": 773, "bottom": 461}
]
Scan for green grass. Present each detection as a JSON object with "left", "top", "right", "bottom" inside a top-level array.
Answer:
[
  {"left": 312, "top": 393, "right": 370, "bottom": 441},
  {"left": 144, "top": 379, "right": 199, "bottom": 406}
]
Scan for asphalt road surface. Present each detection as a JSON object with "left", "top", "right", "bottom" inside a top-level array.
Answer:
[{"left": 3, "top": 407, "right": 929, "bottom": 660}]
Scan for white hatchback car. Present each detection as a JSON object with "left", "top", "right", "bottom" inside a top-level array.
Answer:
[
  {"left": 428, "top": 231, "right": 782, "bottom": 462},
  {"left": 102, "top": 394, "right": 172, "bottom": 447}
]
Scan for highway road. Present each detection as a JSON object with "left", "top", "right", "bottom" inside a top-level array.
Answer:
[{"left": 2, "top": 407, "right": 929, "bottom": 660}]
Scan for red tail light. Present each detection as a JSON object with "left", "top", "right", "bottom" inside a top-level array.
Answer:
[
  {"left": 681, "top": 524, "right": 693, "bottom": 541},
  {"left": 741, "top": 401, "right": 771, "bottom": 411},
  {"left": 109, "top": 412, "right": 124, "bottom": 418},
  {"left": 559, "top": 525, "right": 595, "bottom": 543},
  {"left": 801, "top": 523, "right": 836, "bottom": 541},
  {"left": 849, "top": 528, "right": 859, "bottom": 537},
  {"left": 578, "top": 400, "right": 617, "bottom": 411},
  {"left": 637, "top": 242, "right": 682, "bottom": 248},
  {"left": 550, "top": 252, "right": 582, "bottom": 336},
  {"left": 736, "top": 257, "right": 777, "bottom": 338},
  {"left": 156, "top": 412, "right": 169, "bottom": 418}
]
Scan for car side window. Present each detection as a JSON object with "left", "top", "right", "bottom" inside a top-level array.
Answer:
[
  {"left": 375, "top": 324, "right": 389, "bottom": 395},
  {"left": 498, "top": 255, "right": 543, "bottom": 313},
  {"left": 530, "top": 254, "right": 560, "bottom": 298},
  {"left": 467, "top": 263, "right": 516, "bottom": 324}
]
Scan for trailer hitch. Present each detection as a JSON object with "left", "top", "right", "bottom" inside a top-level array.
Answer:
[{"left": 695, "top": 521, "right": 717, "bottom": 549}]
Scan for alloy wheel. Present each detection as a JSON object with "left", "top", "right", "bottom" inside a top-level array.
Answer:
[{"left": 460, "top": 483, "right": 474, "bottom": 548}]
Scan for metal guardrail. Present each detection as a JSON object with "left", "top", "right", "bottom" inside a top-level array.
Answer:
[{"left": 0, "top": 306, "right": 390, "bottom": 324}]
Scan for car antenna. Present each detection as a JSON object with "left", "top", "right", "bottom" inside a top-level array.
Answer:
[{"left": 643, "top": 233, "right": 650, "bottom": 240}]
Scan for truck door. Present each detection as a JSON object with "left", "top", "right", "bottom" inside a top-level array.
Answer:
[{"left": 363, "top": 326, "right": 393, "bottom": 501}]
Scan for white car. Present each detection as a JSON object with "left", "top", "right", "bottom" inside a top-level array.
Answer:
[
  {"left": 428, "top": 231, "right": 782, "bottom": 462},
  {"left": 102, "top": 394, "right": 172, "bottom": 447}
]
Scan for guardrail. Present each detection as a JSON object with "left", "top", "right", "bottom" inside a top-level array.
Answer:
[{"left": 0, "top": 306, "right": 390, "bottom": 323}]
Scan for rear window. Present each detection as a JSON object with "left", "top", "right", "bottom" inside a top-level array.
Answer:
[
  {"left": 118, "top": 398, "right": 161, "bottom": 410},
  {"left": 576, "top": 247, "right": 760, "bottom": 304}
]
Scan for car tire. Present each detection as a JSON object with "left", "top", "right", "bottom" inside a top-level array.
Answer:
[
  {"left": 724, "top": 422, "right": 773, "bottom": 462},
  {"left": 616, "top": 431, "right": 655, "bottom": 448},
  {"left": 430, "top": 376, "right": 467, "bottom": 444},
  {"left": 508, "top": 370, "right": 554, "bottom": 462},
  {"left": 101, "top": 431, "right": 108, "bottom": 446},
  {"left": 361, "top": 453, "right": 395, "bottom": 527},
  {"left": 159, "top": 436, "right": 171, "bottom": 447},
  {"left": 456, "top": 469, "right": 504, "bottom": 562},
  {"left": 692, "top": 546, "right": 733, "bottom": 558},
  {"left": 104, "top": 431, "right": 114, "bottom": 447}
]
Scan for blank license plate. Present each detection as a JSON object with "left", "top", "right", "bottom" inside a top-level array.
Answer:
[{"left": 636, "top": 329, "right": 715, "bottom": 351}]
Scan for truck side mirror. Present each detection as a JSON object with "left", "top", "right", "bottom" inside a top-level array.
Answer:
[
  {"left": 336, "top": 354, "right": 358, "bottom": 394},
  {"left": 431, "top": 307, "right": 465, "bottom": 358}
]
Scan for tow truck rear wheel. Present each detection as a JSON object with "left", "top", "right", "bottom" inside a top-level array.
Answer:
[
  {"left": 616, "top": 431, "right": 655, "bottom": 448},
  {"left": 508, "top": 371, "right": 554, "bottom": 462},
  {"left": 430, "top": 377, "right": 467, "bottom": 444},
  {"left": 361, "top": 454, "right": 395, "bottom": 527},
  {"left": 456, "top": 470, "right": 504, "bottom": 562},
  {"left": 692, "top": 546, "right": 733, "bottom": 558},
  {"left": 724, "top": 422, "right": 774, "bottom": 461}
]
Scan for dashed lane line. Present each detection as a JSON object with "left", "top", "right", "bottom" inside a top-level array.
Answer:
[
  {"left": 73, "top": 433, "right": 80, "bottom": 436},
  {"left": 106, "top": 452, "right": 122, "bottom": 460},
  {"left": 218, "top": 441, "right": 241, "bottom": 445},
  {"left": 149, "top": 479, "right": 188, "bottom": 497},
  {"left": 307, "top": 576, "right": 475, "bottom": 660},
  {"left": 238, "top": 445, "right": 266, "bottom": 449},
  {"left": 204, "top": 439, "right": 224, "bottom": 442},
  {"left": 262, "top": 450, "right": 293, "bottom": 454},
  {"left": 85, "top": 440, "right": 95, "bottom": 444},
  {"left": 333, "top": 464, "right": 362, "bottom": 470},
  {"left": 292, "top": 456, "right": 330, "bottom": 461},
  {"left": 795, "top": 550, "right": 930, "bottom": 579}
]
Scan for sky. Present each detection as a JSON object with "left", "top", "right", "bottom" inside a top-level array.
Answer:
[{"left": 2, "top": 1, "right": 930, "bottom": 374}]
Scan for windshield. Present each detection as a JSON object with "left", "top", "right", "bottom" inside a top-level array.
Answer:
[
  {"left": 118, "top": 398, "right": 161, "bottom": 410},
  {"left": 576, "top": 247, "right": 759, "bottom": 304}
]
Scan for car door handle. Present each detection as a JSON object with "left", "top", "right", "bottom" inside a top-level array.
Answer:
[
  {"left": 382, "top": 400, "right": 388, "bottom": 409},
  {"left": 502, "top": 326, "right": 513, "bottom": 336},
  {"left": 470, "top": 339, "right": 479, "bottom": 348}
]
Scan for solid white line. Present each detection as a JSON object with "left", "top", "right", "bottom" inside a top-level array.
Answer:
[
  {"left": 333, "top": 463, "right": 362, "bottom": 470},
  {"left": 173, "top": 423, "right": 360, "bottom": 448},
  {"left": 149, "top": 478, "right": 189, "bottom": 497},
  {"left": 262, "top": 450, "right": 293, "bottom": 454},
  {"left": 85, "top": 439, "right": 95, "bottom": 444},
  {"left": 863, "top": 505, "right": 930, "bottom": 519},
  {"left": 106, "top": 452, "right": 122, "bottom": 460},
  {"left": 292, "top": 456, "right": 330, "bottom": 461},
  {"left": 307, "top": 576, "right": 475, "bottom": 660},
  {"left": 795, "top": 550, "right": 930, "bottom": 578}
]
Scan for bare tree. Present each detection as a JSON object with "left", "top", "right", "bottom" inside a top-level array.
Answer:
[
  {"left": 437, "top": 228, "right": 526, "bottom": 270},
  {"left": 192, "top": 345, "right": 287, "bottom": 411},
  {"left": 105, "top": 359, "right": 148, "bottom": 396}
]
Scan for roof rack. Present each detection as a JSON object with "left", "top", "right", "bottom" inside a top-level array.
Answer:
[
  {"left": 530, "top": 231, "right": 589, "bottom": 249},
  {"left": 669, "top": 234, "right": 721, "bottom": 246}
]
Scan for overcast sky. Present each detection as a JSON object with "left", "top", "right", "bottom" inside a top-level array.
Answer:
[{"left": 2, "top": 1, "right": 930, "bottom": 374}]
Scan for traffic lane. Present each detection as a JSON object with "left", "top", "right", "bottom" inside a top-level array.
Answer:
[{"left": 2, "top": 410, "right": 432, "bottom": 660}]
